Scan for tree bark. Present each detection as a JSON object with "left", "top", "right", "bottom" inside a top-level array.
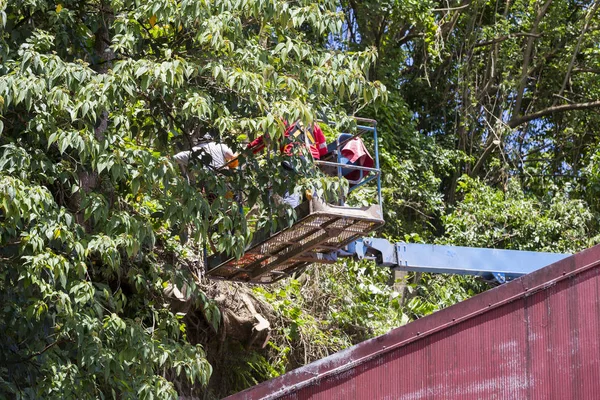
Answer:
[
  {"left": 508, "top": 100, "right": 600, "bottom": 128},
  {"left": 512, "top": 0, "right": 552, "bottom": 116},
  {"left": 76, "top": 0, "right": 114, "bottom": 228},
  {"left": 473, "top": 32, "right": 542, "bottom": 49},
  {"left": 92, "top": 0, "right": 114, "bottom": 141}
]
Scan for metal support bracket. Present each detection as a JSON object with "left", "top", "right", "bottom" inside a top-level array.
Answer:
[
  {"left": 356, "top": 238, "right": 398, "bottom": 266},
  {"left": 491, "top": 272, "right": 507, "bottom": 284}
]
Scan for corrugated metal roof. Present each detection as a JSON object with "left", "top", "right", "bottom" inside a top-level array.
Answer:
[{"left": 227, "top": 244, "right": 600, "bottom": 399}]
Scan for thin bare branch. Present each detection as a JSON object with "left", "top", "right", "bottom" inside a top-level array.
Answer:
[
  {"left": 508, "top": 100, "right": 600, "bottom": 128},
  {"left": 474, "top": 32, "right": 542, "bottom": 48},
  {"left": 555, "top": 0, "right": 600, "bottom": 102},
  {"left": 573, "top": 67, "right": 600, "bottom": 74},
  {"left": 433, "top": 3, "right": 471, "bottom": 12},
  {"left": 512, "top": 0, "right": 552, "bottom": 116}
]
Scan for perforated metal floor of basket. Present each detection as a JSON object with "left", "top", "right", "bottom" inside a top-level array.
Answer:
[{"left": 206, "top": 199, "right": 384, "bottom": 284}]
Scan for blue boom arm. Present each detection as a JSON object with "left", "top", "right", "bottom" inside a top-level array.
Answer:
[{"left": 347, "top": 238, "right": 570, "bottom": 284}]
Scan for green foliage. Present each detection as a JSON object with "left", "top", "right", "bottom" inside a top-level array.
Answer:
[
  {"left": 252, "top": 260, "right": 409, "bottom": 371},
  {"left": 443, "top": 176, "right": 598, "bottom": 253},
  {"left": 4, "top": 0, "right": 600, "bottom": 396},
  {"left": 215, "top": 342, "right": 286, "bottom": 397},
  {"left": 0, "top": 0, "right": 384, "bottom": 397},
  {"left": 252, "top": 1, "right": 600, "bottom": 392},
  {"left": 318, "top": 261, "right": 407, "bottom": 338},
  {"left": 403, "top": 273, "right": 490, "bottom": 319},
  {"left": 366, "top": 91, "right": 457, "bottom": 238},
  {"left": 254, "top": 277, "right": 352, "bottom": 367}
]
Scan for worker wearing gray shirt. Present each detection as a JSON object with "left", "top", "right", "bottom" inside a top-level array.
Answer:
[{"left": 173, "top": 141, "right": 235, "bottom": 170}]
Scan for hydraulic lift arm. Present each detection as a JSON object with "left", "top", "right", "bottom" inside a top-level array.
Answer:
[
  {"left": 348, "top": 238, "right": 570, "bottom": 284},
  {"left": 205, "top": 118, "right": 569, "bottom": 285}
]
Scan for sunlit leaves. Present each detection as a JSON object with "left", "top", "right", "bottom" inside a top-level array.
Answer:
[
  {"left": 442, "top": 177, "right": 597, "bottom": 254},
  {"left": 0, "top": 0, "right": 385, "bottom": 397}
]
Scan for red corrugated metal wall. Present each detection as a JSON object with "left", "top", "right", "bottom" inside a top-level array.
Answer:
[{"left": 229, "top": 246, "right": 600, "bottom": 400}]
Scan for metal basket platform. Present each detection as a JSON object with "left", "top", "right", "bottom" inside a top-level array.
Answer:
[{"left": 206, "top": 198, "right": 384, "bottom": 284}]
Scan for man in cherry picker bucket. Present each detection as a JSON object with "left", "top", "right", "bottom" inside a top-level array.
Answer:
[
  {"left": 248, "top": 120, "right": 374, "bottom": 204},
  {"left": 247, "top": 120, "right": 328, "bottom": 207},
  {"left": 247, "top": 120, "right": 328, "bottom": 160},
  {"left": 172, "top": 133, "right": 238, "bottom": 174},
  {"left": 271, "top": 121, "right": 374, "bottom": 185},
  {"left": 172, "top": 133, "right": 240, "bottom": 207},
  {"left": 166, "top": 134, "right": 237, "bottom": 308}
]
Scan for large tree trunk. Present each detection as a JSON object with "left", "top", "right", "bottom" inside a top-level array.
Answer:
[{"left": 75, "top": 1, "right": 114, "bottom": 228}]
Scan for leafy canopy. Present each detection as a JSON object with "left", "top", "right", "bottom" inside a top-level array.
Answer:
[{"left": 0, "top": 0, "right": 385, "bottom": 397}]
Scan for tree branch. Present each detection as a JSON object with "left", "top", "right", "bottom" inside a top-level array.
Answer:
[
  {"left": 13, "top": 11, "right": 36, "bottom": 29},
  {"left": 473, "top": 32, "right": 542, "bottom": 48},
  {"left": 433, "top": 3, "right": 471, "bottom": 12},
  {"left": 555, "top": 0, "right": 600, "bottom": 103},
  {"left": 7, "top": 339, "right": 65, "bottom": 365},
  {"left": 508, "top": 100, "right": 600, "bottom": 128},
  {"left": 440, "top": 0, "right": 471, "bottom": 36},
  {"left": 512, "top": 0, "right": 552, "bottom": 116},
  {"left": 573, "top": 67, "right": 600, "bottom": 74}
]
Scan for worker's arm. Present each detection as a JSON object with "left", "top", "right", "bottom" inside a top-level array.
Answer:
[
  {"left": 247, "top": 135, "right": 265, "bottom": 154},
  {"left": 172, "top": 149, "right": 193, "bottom": 165}
]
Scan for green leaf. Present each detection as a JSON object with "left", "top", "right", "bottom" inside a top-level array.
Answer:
[{"left": 48, "top": 131, "right": 59, "bottom": 148}]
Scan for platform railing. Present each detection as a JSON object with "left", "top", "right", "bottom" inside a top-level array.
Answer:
[{"left": 316, "top": 118, "right": 382, "bottom": 211}]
